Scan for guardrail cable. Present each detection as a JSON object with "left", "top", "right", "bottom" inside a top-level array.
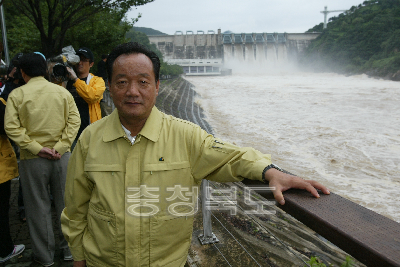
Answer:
[
  {"left": 212, "top": 243, "right": 233, "bottom": 267},
  {"left": 208, "top": 180, "right": 311, "bottom": 267},
  {"left": 198, "top": 196, "right": 262, "bottom": 267},
  {"left": 210, "top": 212, "right": 264, "bottom": 267}
]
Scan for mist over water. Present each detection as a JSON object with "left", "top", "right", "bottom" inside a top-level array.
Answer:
[{"left": 186, "top": 71, "right": 400, "bottom": 222}]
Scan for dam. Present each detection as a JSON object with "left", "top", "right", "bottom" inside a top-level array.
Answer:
[{"left": 148, "top": 30, "right": 320, "bottom": 75}]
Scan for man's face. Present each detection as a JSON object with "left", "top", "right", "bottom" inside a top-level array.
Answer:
[
  {"left": 109, "top": 53, "right": 159, "bottom": 124},
  {"left": 75, "top": 55, "right": 94, "bottom": 77}
]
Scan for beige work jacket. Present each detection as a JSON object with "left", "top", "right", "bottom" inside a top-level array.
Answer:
[
  {"left": 61, "top": 107, "right": 271, "bottom": 267},
  {"left": 4, "top": 76, "right": 80, "bottom": 159}
]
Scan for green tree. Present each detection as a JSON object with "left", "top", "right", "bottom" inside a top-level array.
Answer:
[
  {"left": 4, "top": 7, "right": 42, "bottom": 56},
  {"left": 64, "top": 9, "right": 131, "bottom": 61},
  {"left": 125, "top": 29, "right": 183, "bottom": 77},
  {"left": 306, "top": 23, "right": 324, "bottom": 33},
  {"left": 126, "top": 29, "right": 162, "bottom": 58},
  {"left": 159, "top": 62, "right": 183, "bottom": 77},
  {"left": 8, "top": 0, "right": 154, "bottom": 57},
  {"left": 132, "top": 26, "right": 166, "bottom": 36}
]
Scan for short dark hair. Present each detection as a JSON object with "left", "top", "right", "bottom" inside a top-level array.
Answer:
[
  {"left": 19, "top": 53, "right": 47, "bottom": 78},
  {"left": 101, "top": 54, "right": 108, "bottom": 60},
  {"left": 107, "top": 42, "right": 160, "bottom": 83}
]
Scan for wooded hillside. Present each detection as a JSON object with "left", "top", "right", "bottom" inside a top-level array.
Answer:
[
  {"left": 302, "top": 0, "right": 400, "bottom": 79},
  {"left": 133, "top": 26, "right": 166, "bottom": 35}
]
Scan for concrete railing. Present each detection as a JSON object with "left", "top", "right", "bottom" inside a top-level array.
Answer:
[{"left": 242, "top": 179, "right": 400, "bottom": 267}]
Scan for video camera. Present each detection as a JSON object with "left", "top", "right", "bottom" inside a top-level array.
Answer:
[{"left": 48, "top": 46, "right": 80, "bottom": 83}]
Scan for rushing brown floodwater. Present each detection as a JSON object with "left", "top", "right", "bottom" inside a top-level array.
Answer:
[{"left": 186, "top": 72, "right": 400, "bottom": 223}]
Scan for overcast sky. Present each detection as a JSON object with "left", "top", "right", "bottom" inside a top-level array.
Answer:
[{"left": 127, "top": 0, "right": 364, "bottom": 34}]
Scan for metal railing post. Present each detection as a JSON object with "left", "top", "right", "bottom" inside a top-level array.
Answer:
[
  {"left": 0, "top": 4, "right": 10, "bottom": 65},
  {"left": 198, "top": 179, "right": 219, "bottom": 245}
]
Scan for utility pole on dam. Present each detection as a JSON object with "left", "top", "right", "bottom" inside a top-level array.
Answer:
[{"left": 321, "top": 6, "right": 347, "bottom": 29}]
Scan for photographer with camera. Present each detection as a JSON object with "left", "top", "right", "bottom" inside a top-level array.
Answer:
[{"left": 65, "top": 47, "right": 105, "bottom": 146}]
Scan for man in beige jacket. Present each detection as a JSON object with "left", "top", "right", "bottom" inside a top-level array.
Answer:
[{"left": 61, "top": 42, "right": 329, "bottom": 267}]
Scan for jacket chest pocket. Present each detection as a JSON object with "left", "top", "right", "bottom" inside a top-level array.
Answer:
[
  {"left": 142, "top": 161, "right": 193, "bottom": 187},
  {"left": 85, "top": 163, "right": 125, "bottom": 175},
  {"left": 143, "top": 161, "right": 190, "bottom": 172},
  {"left": 84, "top": 163, "right": 125, "bottom": 196},
  {"left": 142, "top": 161, "right": 196, "bottom": 212}
]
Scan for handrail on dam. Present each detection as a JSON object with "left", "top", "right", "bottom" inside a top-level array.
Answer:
[
  {"left": 255, "top": 33, "right": 265, "bottom": 43},
  {"left": 245, "top": 34, "right": 254, "bottom": 43},
  {"left": 234, "top": 34, "right": 243, "bottom": 44},
  {"left": 221, "top": 32, "right": 283, "bottom": 44},
  {"left": 266, "top": 33, "right": 276, "bottom": 43},
  {"left": 242, "top": 178, "right": 400, "bottom": 267},
  {"left": 277, "top": 33, "right": 286, "bottom": 43},
  {"left": 223, "top": 34, "right": 232, "bottom": 44}
]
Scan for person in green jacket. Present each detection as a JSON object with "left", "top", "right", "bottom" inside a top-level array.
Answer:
[{"left": 61, "top": 42, "right": 330, "bottom": 267}]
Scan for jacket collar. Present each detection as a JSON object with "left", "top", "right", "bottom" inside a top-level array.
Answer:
[
  {"left": 103, "top": 106, "right": 162, "bottom": 143},
  {"left": 27, "top": 76, "right": 46, "bottom": 84}
]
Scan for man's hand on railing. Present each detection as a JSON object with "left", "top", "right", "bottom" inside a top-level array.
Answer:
[{"left": 264, "top": 168, "right": 330, "bottom": 205}]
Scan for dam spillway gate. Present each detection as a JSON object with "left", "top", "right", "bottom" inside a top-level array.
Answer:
[{"left": 148, "top": 30, "right": 320, "bottom": 74}]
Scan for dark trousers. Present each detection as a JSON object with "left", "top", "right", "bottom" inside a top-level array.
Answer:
[
  {"left": 20, "top": 153, "right": 70, "bottom": 264},
  {"left": 0, "top": 180, "right": 14, "bottom": 257}
]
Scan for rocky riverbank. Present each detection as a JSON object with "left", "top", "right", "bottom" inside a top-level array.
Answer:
[
  {"left": 156, "top": 77, "right": 213, "bottom": 134},
  {"left": 364, "top": 69, "right": 400, "bottom": 81}
]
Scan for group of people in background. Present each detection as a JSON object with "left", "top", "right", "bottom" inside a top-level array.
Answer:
[{"left": 0, "top": 47, "right": 106, "bottom": 266}]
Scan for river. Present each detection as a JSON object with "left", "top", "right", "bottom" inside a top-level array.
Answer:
[{"left": 185, "top": 71, "right": 400, "bottom": 223}]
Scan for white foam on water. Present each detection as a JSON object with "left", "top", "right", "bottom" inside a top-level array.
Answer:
[{"left": 186, "top": 72, "right": 400, "bottom": 222}]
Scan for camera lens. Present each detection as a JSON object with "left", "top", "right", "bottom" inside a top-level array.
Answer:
[{"left": 52, "top": 63, "right": 67, "bottom": 78}]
